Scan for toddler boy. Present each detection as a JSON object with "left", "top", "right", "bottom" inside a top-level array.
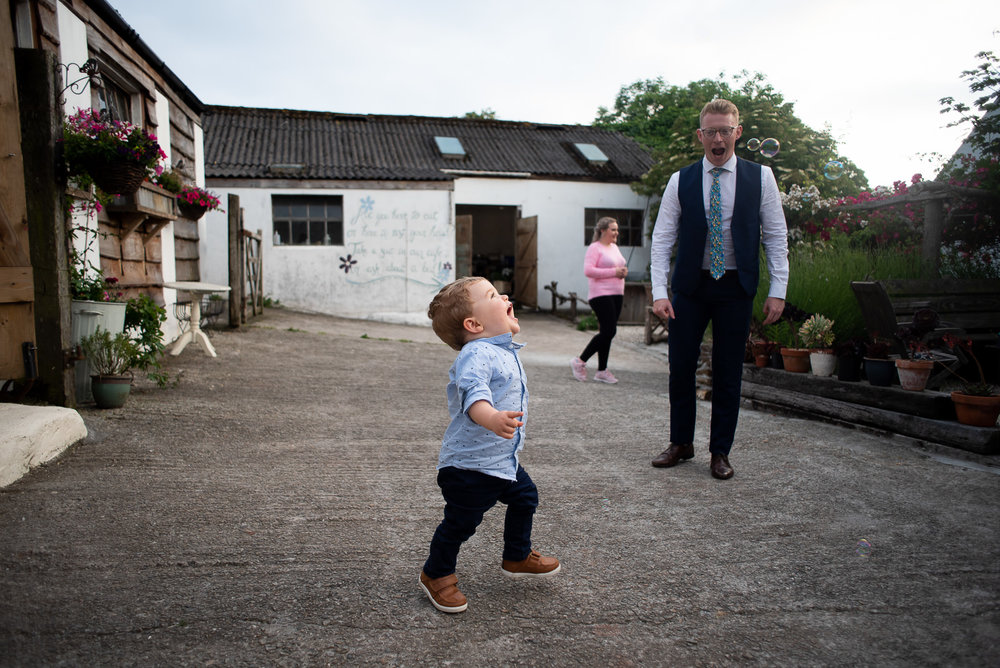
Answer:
[{"left": 420, "top": 277, "right": 560, "bottom": 613}]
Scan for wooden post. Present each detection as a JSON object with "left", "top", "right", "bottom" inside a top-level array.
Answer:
[
  {"left": 227, "top": 193, "right": 240, "bottom": 328},
  {"left": 15, "top": 48, "right": 74, "bottom": 406},
  {"left": 922, "top": 198, "right": 943, "bottom": 278}
]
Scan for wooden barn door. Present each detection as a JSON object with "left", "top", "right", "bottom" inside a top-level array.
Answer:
[
  {"left": 514, "top": 215, "right": 537, "bottom": 308},
  {"left": 0, "top": 11, "right": 34, "bottom": 383},
  {"left": 455, "top": 215, "right": 472, "bottom": 278}
]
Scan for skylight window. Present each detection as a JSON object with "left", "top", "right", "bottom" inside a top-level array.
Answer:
[
  {"left": 435, "top": 136, "right": 466, "bottom": 159},
  {"left": 574, "top": 143, "right": 608, "bottom": 165}
]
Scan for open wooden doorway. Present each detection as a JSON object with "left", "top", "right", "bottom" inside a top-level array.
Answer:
[{"left": 455, "top": 204, "right": 517, "bottom": 295}]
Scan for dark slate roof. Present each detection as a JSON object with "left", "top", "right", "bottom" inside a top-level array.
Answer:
[{"left": 203, "top": 106, "right": 653, "bottom": 183}]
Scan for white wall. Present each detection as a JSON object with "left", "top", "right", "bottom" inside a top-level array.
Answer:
[
  {"left": 199, "top": 177, "right": 650, "bottom": 322},
  {"left": 453, "top": 178, "right": 652, "bottom": 306},
  {"left": 201, "top": 187, "right": 454, "bottom": 324},
  {"left": 56, "top": 3, "right": 89, "bottom": 116}
]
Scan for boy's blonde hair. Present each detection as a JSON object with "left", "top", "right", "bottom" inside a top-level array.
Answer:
[
  {"left": 699, "top": 98, "right": 740, "bottom": 125},
  {"left": 428, "top": 276, "right": 485, "bottom": 351}
]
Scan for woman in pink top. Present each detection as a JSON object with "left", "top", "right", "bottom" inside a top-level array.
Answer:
[{"left": 571, "top": 217, "right": 628, "bottom": 384}]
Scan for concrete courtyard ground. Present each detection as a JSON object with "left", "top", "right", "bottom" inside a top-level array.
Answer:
[{"left": 1, "top": 308, "right": 998, "bottom": 666}]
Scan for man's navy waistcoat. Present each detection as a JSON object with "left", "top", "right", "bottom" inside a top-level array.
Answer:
[{"left": 671, "top": 158, "right": 763, "bottom": 298}]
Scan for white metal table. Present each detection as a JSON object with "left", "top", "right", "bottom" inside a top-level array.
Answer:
[{"left": 164, "top": 281, "right": 231, "bottom": 357}]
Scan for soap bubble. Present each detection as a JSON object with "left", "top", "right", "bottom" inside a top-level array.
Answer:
[
  {"left": 759, "top": 138, "right": 780, "bottom": 158},
  {"left": 855, "top": 539, "right": 872, "bottom": 558},
  {"left": 823, "top": 160, "right": 845, "bottom": 180},
  {"left": 746, "top": 138, "right": 761, "bottom": 151}
]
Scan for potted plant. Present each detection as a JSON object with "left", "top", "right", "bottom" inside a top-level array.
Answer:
[
  {"left": 935, "top": 334, "right": 1000, "bottom": 427},
  {"left": 894, "top": 309, "right": 944, "bottom": 391},
  {"left": 749, "top": 340, "right": 777, "bottom": 368},
  {"left": 834, "top": 338, "right": 865, "bottom": 382},
  {"left": 776, "top": 303, "right": 811, "bottom": 373},
  {"left": 863, "top": 337, "right": 895, "bottom": 387},
  {"left": 62, "top": 108, "right": 166, "bottom": 197},
  {"left": 176, "top": 184, "right": 223, "bottom": 220},
  {"left": 799, "top": 314, "right": 836, "bottom": 376},
  {"left": 79, "top": 328, "right": 139, "bottom": 408}
]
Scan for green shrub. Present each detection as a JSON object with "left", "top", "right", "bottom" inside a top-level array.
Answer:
[
  {"left": 125, "top": 294, "right": 169, "bottom": 387},
  {"left": 576, "top": 313, "right": 599, "bottom": 331}
]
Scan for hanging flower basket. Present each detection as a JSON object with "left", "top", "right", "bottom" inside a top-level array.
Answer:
[
  {"left": 178, "top": 201, "right": 210, "bottom": 220},
  {"left": 83, "top": 158, "right": 148, "bottom": 197},
  {"left": 62, "top": 108, "right": 165, "bottom": 198},
  {"left": 176, "top": 185, "right": 223, "bottom": 220}
]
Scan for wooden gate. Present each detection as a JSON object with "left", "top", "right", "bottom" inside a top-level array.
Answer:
[
  {"left": 514, "top": 215, "right": 537, "bottom": 308},
  {"left": 243, "top": 224, "right": 262, "bottom": 320},
  {"left": 0, "top": 10, "right": 34, "bottom": 385}
]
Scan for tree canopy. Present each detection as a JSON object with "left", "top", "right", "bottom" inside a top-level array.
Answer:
[{"left": 594, "top": 71, "right": 868, "bottom": 203}]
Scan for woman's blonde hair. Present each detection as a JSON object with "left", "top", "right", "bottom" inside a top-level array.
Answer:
[
  {"left": 427, "top": 276, "right": 485, "bottom": 351},
  {"left": 592, "top": 217, "right": 618, "bottom": 243}
]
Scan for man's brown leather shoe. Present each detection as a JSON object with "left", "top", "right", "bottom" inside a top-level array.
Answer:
[
  {"left": 651, "top": 443, "right": 694, "bottom": 468},
  {"left": 710, "top": 453, "right": 734, "bottom": 480}
]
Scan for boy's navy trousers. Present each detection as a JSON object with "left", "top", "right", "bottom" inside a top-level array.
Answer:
[{"left": 423, "top": 465, "right": 538, "bottom": 578}]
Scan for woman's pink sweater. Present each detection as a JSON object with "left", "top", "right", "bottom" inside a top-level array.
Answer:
[{"left": 583, "top": 241, "right": 627, "bottom": 300}]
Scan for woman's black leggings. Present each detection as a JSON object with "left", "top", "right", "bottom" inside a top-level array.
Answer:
[{"left": 579, "top": 294, "right": 623, "bottom": 371}]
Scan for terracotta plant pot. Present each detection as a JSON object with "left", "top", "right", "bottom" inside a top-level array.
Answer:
[
  {"left": 864, "top": 357, "right": 895, "bottom": 387},
  {"left": 780, "top": 347, "right": 811, "bottom": 373},
  {"left": 951, "top": 392, "right": 1000, "bottom": 427},
  {"left": 754, "top": 353, "right": 769, "bottom": 368},
  {"left": 895, "top": 358, "right": 934, "bottom": 392},
  {"left": 809, "top": 350, "right": 836, "bottom": 377}
]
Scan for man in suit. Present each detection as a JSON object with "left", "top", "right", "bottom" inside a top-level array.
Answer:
[{"left": 649, "top": 99, "right": 789, "bottom": 480}]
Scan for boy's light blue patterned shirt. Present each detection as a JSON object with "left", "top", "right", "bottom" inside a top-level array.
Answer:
[{"left": 438, "top": 333, "right": 528, "bottom": 481}]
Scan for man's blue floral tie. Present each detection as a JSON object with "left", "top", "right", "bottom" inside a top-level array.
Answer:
[{"left": 708, "top": 167, "right": 725, "bottom": 280}]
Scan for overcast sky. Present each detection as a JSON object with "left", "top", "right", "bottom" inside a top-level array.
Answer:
[{"left": 107, "top": 0, "right": 999, "bottom": 189}]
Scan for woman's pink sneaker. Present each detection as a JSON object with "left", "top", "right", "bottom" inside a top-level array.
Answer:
[
  {"left": 594, "top": 370, "right": 618, "bottom": 384},
  {"left": 570, "top": 357, "right": 587, "bottom": 382}
]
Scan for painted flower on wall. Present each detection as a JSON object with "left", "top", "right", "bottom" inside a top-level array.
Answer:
[
  {"left": 339, "top": 254, "right": 358, "bottom": 274},
  {"left": 360, "top": 196, "right": 375, "bottom": 214}
]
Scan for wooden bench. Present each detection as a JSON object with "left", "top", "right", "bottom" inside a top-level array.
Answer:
[{"left": 850, "top": 279, "right": 1000, "bottom": 345}]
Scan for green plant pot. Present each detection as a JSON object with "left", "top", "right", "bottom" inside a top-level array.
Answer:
[{"left": 90, "top": 375, "right": 132, "bottom": 409}]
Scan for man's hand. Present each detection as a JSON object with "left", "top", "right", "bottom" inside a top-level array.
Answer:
[
  {"left": 652, "top": 298, "right": 674, "bottom": 321},
  {"left": 468, "top": 401, "right": 524, "bottom": 439},
  {"left": 762, "top": 297, "right": 785, "bottom": 325}
]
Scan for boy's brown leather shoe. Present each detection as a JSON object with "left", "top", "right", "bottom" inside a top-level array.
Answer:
[
  {"left": 419, "top": 571, "right": 468, "bottom": 613},
  {"left": 501, "top": 550, "right": 561, "bottom": 579}
]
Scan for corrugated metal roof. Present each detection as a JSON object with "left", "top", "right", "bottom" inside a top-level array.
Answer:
[{"left": 203, "top": 106, "right": 653, "bottom": 182}]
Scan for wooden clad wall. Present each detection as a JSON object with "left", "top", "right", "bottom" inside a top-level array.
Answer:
[
  {"left": 169, "top": 104, "right": 200, "bottom": 282},
  {"left": 34, "top": 0, "right": 205, "bottom": 293},
  {"left": 1, "top": 5, "right": 34, "bottom": 379}
]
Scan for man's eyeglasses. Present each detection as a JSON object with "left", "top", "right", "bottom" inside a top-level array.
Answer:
[{"left": 700, "top": 126, "right": 736, "bottom": 139}]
